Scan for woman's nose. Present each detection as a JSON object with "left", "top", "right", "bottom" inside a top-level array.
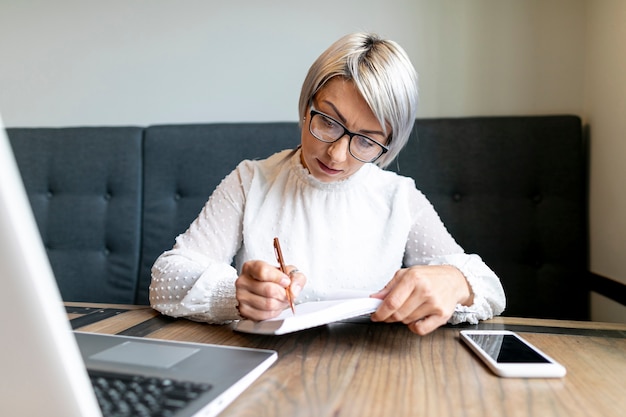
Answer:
[{"left": 327, "top": 135, "right": 350, "bottom": 162}]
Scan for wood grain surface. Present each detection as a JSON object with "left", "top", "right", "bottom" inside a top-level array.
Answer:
[{"left": 67, "top": 303, "right": 626, "bottom": 417}]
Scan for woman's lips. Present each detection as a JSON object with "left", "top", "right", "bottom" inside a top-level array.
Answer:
[{"left": 317, "top": 159, "right": 342, "bottom": 175}]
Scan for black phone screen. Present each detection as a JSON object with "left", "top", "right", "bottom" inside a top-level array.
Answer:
[{"left": 467, "top": 333, "right": 550, "bottom": 363}]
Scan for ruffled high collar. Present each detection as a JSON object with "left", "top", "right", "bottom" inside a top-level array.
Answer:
[{"left": 289, "top": 147, "right": 373, "bottom": 191}]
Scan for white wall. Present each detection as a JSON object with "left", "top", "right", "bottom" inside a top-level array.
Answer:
[
  {"left": 0, "top": 0, "right": 422, "bottom": 126},
  {"left": 0, "top": 0, "right": 586, "bottom": 126},
  {"left": 584, "top": 0, "right": 626, "bottom": 323},
  {"left": 1, "top": 0, "right": 624, "bottom": 321}
]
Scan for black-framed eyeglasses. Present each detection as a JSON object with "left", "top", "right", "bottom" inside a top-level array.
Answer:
[{"left": 308, "top": 108, "right": 389, "bottom": 163}]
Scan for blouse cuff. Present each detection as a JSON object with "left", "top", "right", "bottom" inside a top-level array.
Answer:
[{"left": 176, "top": 263, "right": 240, "bottom": 324}]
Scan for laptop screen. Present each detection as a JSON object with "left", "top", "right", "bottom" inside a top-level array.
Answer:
[{"left": 0, "top": 115, "right": 103, "bottom": 415}]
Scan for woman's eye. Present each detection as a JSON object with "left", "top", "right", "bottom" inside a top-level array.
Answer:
[
  {"left": 322, "top": 116, "right": 339, "bottom": 129},
  {"left": 355, "top": 136, "right": 375, "bottom": 149}
]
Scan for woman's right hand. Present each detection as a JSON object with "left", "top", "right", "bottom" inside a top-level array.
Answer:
[{"left": 235, "top": 260, "right": 306, "bottom": 321}]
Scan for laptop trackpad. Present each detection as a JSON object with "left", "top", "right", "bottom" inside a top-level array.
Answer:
[{"left": 90, "top": 341, "right": 200, "bottom": 369}]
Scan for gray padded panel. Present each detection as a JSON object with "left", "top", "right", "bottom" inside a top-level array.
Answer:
[
  {"left": 139, "top": 123, "right": 300, "bottom": 304},
  {"left": 7, "top": 116, "right": 589, "bottom": 320},
  {"left": 389, "top": 116, "right": 588, "bottom": 319},
  {"left": 8, "top": 127, "right": 143, "bottom": 303}
]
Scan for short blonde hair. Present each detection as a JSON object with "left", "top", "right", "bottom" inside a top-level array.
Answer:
[{"left": 298, "top": 33, "right": 418, "bottom": 168}]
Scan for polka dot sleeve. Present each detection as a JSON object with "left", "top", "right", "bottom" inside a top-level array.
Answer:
[
  {"left": 149, "top": 164, "right": 250, "bottom": 323},
  {"left": 404, "top": 189, "right": 506, "bottom": 323}
]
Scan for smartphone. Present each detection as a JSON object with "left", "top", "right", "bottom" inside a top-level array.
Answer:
[{"left": 460, "top": 330, "right": 566, "bottom": 378}]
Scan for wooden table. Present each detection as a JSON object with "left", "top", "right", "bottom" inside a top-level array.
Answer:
[{"left": 67, "top": 303, "right": 626, "bottom": 417}]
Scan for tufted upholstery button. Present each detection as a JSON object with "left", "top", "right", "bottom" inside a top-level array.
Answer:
[
  {"left": 532, "top": 193, "right": 543, "bottom": 204},
  {"left": 528, "top": 252, "right": 543, "bottom": 268},
  {"left": 104, "top": 192, "right": 112, "bottom": 201},
  {"left": 174, "top": 193, "right": 182, "bottom": 201},
  {"left": 452, "top": 193, "right": 462, "bottom": 202},
  {"left": 46, "top": 190, "right": 53, "bottom": 199},
  {"left": 103, "top": 248, "right": 110, "bottom": 256}
]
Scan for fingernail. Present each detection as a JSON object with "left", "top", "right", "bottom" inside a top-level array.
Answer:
[
  {"left": 290, "top": 283, "right": 301, "bottom": 298},
  {"left": 370, "top": 289, "right": 386, "bottom": 298},
  {"left": 280, "top": 276, "right": 291, "bottom": 287}
]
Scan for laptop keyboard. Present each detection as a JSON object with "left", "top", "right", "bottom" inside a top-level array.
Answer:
[{"left": 89, "top": 369, "right": 213, "bottom": 417}]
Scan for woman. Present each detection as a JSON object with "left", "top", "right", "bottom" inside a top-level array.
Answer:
[{"left": 150, "top": 32, "right": 505, "bottom": 335}]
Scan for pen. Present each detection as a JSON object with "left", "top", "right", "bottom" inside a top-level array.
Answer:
[{"left": 273, "top": 237, "right": 296, "bottom": 314}]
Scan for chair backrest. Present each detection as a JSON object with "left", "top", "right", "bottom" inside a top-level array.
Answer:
[
  {"left": 138, "top": 123, "right": 300, "bottom": 304},
  {"left": 389, "top": 116, "right": 588, "bottom": 319},
  {"left": 8, "top": 127, "right": 144, "bottom": 304},
  {"left": 9, "top": 116, "right": 589, "bottom": 319}
]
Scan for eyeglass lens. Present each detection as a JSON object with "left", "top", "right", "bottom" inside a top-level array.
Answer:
[{"left": 310, "top": 112, "right": 383, "bottom": 162}]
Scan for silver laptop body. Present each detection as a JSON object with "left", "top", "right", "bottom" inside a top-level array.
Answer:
[{"left": 0, "top": 113, "right": 277, "bottom": 417}]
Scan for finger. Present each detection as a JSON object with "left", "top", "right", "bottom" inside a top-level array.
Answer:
[
  {"left": 286, "top": 266, "right": 306, "bottom": 297},
  {"left": 236, "top": 261, "right": 298, "bottom": 322},
  {"left": 370, "top": 287, "right": 390, "bottom": 299},
  {"left": 377, "top": 290, "right": 426, "bottom": 323},
  {"left": 407, "top": 314, "right": 447, "bottom": 336},
  {"left": 371, "top": 280, "right": 413, "bottom": 322},
  {"left": 370, "top": 271, "right": 404, "bottom": 299},
  {"left": 236, "top": 280, "right": 291, "bottom": 318},
  {"left": 397, "top": 301, "right": 438, "bottom": 325},
  {"left": 237, "top": 293, "right": 287, "bottom": 321},
  {"left": 238, "top": 274, "right": 292, "bottom": 302},
  {"left": 242, "top": 260, "right": 290, "bottom": 287},
  {"left": 392, "top": 287, "right": 455, "bottom": 326}
]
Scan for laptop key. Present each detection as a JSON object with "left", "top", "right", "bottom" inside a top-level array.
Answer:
[{"left": 88, "top": 369, "right": 213, "bottom": 417}]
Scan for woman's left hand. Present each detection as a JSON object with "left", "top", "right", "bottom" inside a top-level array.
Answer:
[{"left": 370, "top": 265, "right": 473, "bottom": 335}]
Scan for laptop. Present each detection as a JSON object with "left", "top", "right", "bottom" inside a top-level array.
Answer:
[{"left": 0, "top": 112, "right": 277, "bottom": 417}]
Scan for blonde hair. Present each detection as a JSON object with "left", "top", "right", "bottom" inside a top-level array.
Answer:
[{"left": 298, "top": 32, "right": 418, "bottom": 168}]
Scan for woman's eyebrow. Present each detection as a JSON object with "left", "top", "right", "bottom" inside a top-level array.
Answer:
[{"left": 321, "top": 100, "right": 386, "bottom": 137}]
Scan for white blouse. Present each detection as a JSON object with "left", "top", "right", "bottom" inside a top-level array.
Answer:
[{"left": 150, "top": 148, "right": 506, "bottom": 324}]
